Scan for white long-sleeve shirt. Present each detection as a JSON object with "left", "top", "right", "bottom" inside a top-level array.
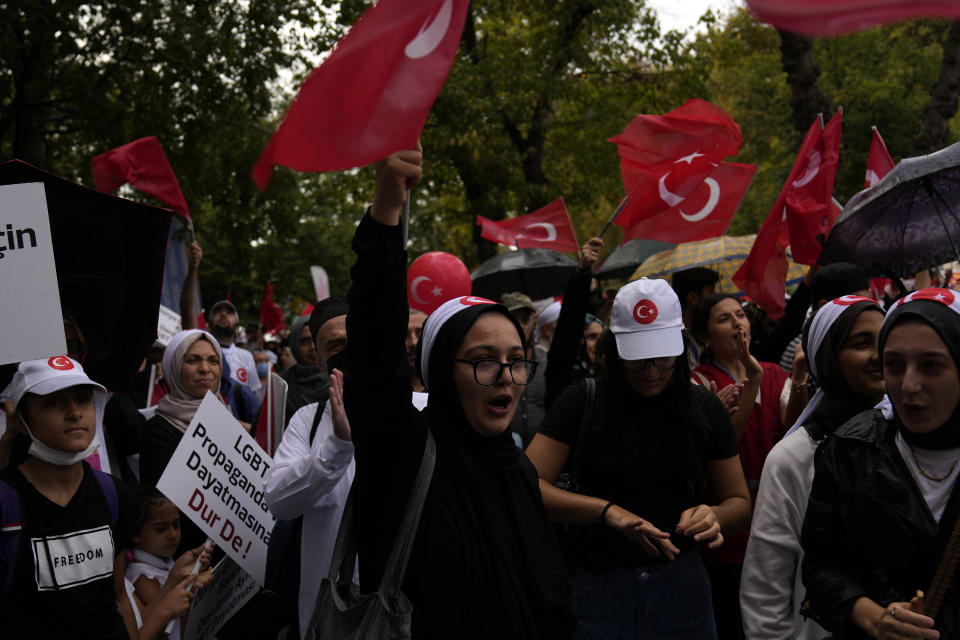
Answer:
[
  {"left": 740, "top": 426, "right": 828, "bottom": 640},
  {"left": 263, "top": 401, "right": 355, "bottom": 640}
]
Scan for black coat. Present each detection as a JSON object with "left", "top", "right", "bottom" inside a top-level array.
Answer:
[{"left": 801, "top": 409, "right": 960, "bottom": 638}]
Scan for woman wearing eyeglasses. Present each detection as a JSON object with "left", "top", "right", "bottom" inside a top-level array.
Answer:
[
  {"left": 341, "top": 149, "right": 575, "bottom": 640},
  {"left": 526, "top": 279, "right": 750, "bottom": 639}
]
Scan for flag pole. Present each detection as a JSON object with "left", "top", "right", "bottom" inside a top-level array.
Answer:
[
  {"left": 598, "top": 196, "right": 628, "bottom": 238},
  {"left": 402, "top": 189, "right": 411, "bottom": 247}
]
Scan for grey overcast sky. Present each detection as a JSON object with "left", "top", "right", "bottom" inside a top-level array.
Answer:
[{"left": 645, "top": 0, "right": 744, "bottom": 34}]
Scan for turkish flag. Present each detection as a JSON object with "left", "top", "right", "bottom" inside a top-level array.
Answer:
[
  {"left": 745, "top": 0, "right": 960, "bottom": 36},
  {"left": 622, "top": 163, "right": 756, "bottom": 244},
  {"left": 734, "top": 113, "right": 831, "bottom": 318},
  {"left": 865, "top": 126, "right": 895, "bottom": 188},
  {"left": 259, "top": 282, "right": 286, "bottom": 333},
  {"left": 784, "top": 109, "right": 842, "bottom": 265},
  {"left": 91, "top": 136, "right": 191, "bottom": 219},
  {"left": 477, "top": 197, "right": 579, "bottom": 252},
  {"left": 251, "top": 0, "right": 469, "bottom": 188},
  {"left": 610, "top": 99, "right": 743, "bottom": 229}
]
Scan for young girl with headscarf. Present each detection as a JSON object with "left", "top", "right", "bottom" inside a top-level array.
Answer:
[
  {"left": 801, "top": 288, "right": 960, "bottom": 639},
  {"left": 740, "top": 295, "right": 884, "bottom": 639},
  {"left": 342, "top": 150, "right": 575, "bottom": 639}
]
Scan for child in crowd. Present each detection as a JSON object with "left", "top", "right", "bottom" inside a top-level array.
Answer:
[{"left": 127, "top": 490, "right": 181, "bottom": 612}]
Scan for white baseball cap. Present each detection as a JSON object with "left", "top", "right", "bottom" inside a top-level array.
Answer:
[
  {"left": 8, "top": 357, "right": 105, "bottom": 408},
  {"left": 610, "top": 278, "right": 685, "bottom": 360}
]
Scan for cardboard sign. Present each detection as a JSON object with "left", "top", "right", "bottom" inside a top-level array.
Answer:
[
  {"left": 156, "top": 304, "right": 182, "bottom": 347},
  {"left": 158, "top": 392, "right": 276, "bottom": 584},
  {"left": 182, "top": 556, "right": 258, "bottom": 640},
  {"left": 0, "top": 182, "right": 66, "bottom": 364}
]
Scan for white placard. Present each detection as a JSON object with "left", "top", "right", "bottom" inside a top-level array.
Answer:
[
  {"left": 182, "top": 556, "right": 258, "bottom": 640},
  {"left": 157, "top": 304, "right": 182, "bottom": 347},
  {"left": 0, "top": 182, "right": 66, "bottom": 364},
  {"left": 311, "top": 265, "right": 330, "bottom": 302},
  {"left": 157, "top": 392, "right": 275, "bottom": 584}
]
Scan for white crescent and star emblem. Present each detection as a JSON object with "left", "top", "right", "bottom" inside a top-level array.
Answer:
[
  {"left": 410, "top": 275, "right": 437, "bottom": 305},
  {"left": 658, "top": 171, "right": 684, "bottom": 207},
  {"left": 48, "top": 356, "right": 74, "bottom": 371},
  {"left": 793, "top": 149, "right": 822, "bottom": 188},
  {"left": 460, "top": 296, "right": 495, "bottom": 306},
  {"left": 404, "top": 0, "right": 453, "bottom": 59},
  {"left": 523, "top": 222, "right": 557, "bottom": 242},
  {"left": 865, "top": 170, "right": 880, "bottom": 187},
  {"left": 632, "top": 299, "right": 659, "bottom": 325},
  {"left": 237, "top": 368, "right": 247, "bottom": 383},
  {"left": 679, "top": 177, "right": 720, "bottom": 223}
]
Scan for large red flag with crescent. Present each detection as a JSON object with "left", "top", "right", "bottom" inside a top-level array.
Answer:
[
  {"left": 621, "top": 162, "right": 756, "bottom": 244},
  {"left": 865, "top": 126, "right": 895, "bottom": 188},
  {"left": 251, "top": 0, "right": 469, "bottom": 188},
  {"left": 477, "top": 198, "right": 579, "bottom": 252},
  {"left": 734, "top": 111, "right": 843, "bottom": 318},
  {"left": 91, "top": 136, "right": 190, "bottom": 219},
  {"left": 745, "top": 0, "right": 960, "bottom": 36},
  {"left": 610, "top": 99, "right": 743, "bottom": 232}
]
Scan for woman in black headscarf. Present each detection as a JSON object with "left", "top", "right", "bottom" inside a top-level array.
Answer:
[
  {"left": 343, "top": 149, "right": 574, "bottom": 639},
  {"left": 801, "top": 289, "right": 960, "bottom": 639},
  {"left": 279, "top": 314, "right": 328, "bottom": 420}
]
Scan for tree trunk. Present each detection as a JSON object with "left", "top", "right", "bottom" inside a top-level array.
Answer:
[
  {"left": 778, "top": 30, "right": 832, "bottom": 134},
  {"left": 913, "top": 21, "right": 960, "bottom": 155}
]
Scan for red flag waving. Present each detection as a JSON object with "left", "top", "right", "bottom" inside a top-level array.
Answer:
[
  {"left": 865, "top": 126, "right": 895, "bottom": 188},
  {"left": 746, "top": 0, "right": 960, "bottom": 36},
  {"left": 622, "top": 163, "right": 756, "bottom": 244},
  {"left": 734, "top": 113, "right": 830, "bottom": 319},
  {"left": 251, "top": 0, "right": 469, "bottom": 188},
  {"left": 477, "top": 198, "right": 579, "bottom": 252},
  {"left": 91, "top": 136, "right": 190, "bottom": 219},
  {"left": 784, "top": 109, "right": 842, "bottom": 265},
  {"left": 259, "top": 282, "right": 286, "bottom": 333},
  {"left": 610, "top": 99, "right": 743, "bottom": 230}
]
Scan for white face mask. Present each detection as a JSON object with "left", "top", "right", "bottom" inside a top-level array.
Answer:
[{"left": 18, "top": 414, "right": 100, "bottom": 467}]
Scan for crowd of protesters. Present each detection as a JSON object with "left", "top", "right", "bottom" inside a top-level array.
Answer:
[{"left": 2, "top": 147, "right": 959, "bottom": 640}]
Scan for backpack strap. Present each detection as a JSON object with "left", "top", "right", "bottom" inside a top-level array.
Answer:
[
  {"left": 0, "top": 478, "right": 22, "bottom": 594},
  {"left": 91, "top": 469, "right": 120, "bottom": 525},
  {"left": 567, "top": 378, "right": 596, "bottom": 489},
  {"left": 308, "top": 398, "right": 329, "bottom": 446}
]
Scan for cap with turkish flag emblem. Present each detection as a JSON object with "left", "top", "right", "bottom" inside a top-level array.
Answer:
[
  {"left": 8, "top": 357, "right": 106, "bottom": 408},
  {"left": 610, "top": 279, "right": 685, "bottom": 361}
]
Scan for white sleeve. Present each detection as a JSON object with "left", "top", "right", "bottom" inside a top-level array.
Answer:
[
  {"left": 263, "top": 402, "right": 354, "bottom": 520},
  {"left": 779, "top": 376, "right": 791, "bottom": 415},
  {"left": 740, "top": 437, "right": 806, "bottom": 639},
  {"left": 241, "top": 349, "right": 262, "bottom": 392}
]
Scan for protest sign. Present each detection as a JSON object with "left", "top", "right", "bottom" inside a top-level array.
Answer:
[
  {"left": 158, "top": 392, "right": 276, "bottom": 584},
  {"left": 0, "top": 182, "right": 66, "bottom": 365},
  {"left": 156, "top": 304, "right": 182, "bottom": 347},
  {"left": 182, "top": 556, "right": 258, "bottom": 640}
]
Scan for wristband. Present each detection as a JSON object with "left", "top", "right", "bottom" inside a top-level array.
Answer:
[{"left": 600, "top": 501, "right": 615, "bottom": 524}]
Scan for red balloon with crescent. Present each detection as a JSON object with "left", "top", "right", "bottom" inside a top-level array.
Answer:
[{"left": 408, "top": 251, "right": 472, "bottom": 314}]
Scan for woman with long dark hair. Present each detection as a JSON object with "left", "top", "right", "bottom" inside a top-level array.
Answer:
[
  {"left": 801, "top": 289, "right": 960, "bottom": 639},
  {"left": 342, "top": 149, "right": 574, "bottom": 639},
  {"left": 526, "top": 278, "right": 750, "bottom": 639},
  {"left": 741, "top": 296, "right": 885, "bottom": 639}
]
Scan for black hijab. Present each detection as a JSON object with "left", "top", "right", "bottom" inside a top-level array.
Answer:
[
  {"left": 280, "top": 315, "right": 329, "bottom": 417},
  {"left": 411, "top": 303, "right": 574, "bottom": 639},
  {"left": 802, "top": 301, "right": 885, "bottom": 436},
  {"left": 879, "top": 299, "right": 960, "bottom": 450}
]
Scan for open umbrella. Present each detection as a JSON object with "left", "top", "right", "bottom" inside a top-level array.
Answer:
[
  {"left": 819, "top": 140, "right": 960, "bottom": 278},
  {"left": 630, "top": 235, "right": 806, "bottom": 293},
  {"left": 595, "top": 238, "right": 676, "bottom": 280},
  {"left": 471, "top": 248, "right": 578, "bottom": 301},
  {"left": 0, "top": 160, "right": 172, "bottom": 391}
]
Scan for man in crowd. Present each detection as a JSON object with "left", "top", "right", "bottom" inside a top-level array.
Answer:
[
  {"left": 501, "top": 291, "right": 545, "bottom": 446},
  {"left": 672, "top": 267, "right": 720, "bottom": 369}
]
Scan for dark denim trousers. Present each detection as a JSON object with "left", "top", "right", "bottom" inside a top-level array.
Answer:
[{"left": 569, "top": 550, "right": 718, "bottom": 640}]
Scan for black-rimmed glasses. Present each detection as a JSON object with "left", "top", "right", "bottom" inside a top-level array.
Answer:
[{"left": 455, "top": 358, "right": 538, "bottom": 386}]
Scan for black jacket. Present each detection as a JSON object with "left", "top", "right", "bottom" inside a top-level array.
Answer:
[{"left": 801, "top": 409, "right": 960, "bottom": 637}]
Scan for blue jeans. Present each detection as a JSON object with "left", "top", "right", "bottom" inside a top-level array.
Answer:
[{"left": 569, "top": 550, "right": 718, "bottom": 640}]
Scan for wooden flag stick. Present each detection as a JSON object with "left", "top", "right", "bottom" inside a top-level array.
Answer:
[{"left": 598, "top": 197, "right": 628, "bottom": 239}]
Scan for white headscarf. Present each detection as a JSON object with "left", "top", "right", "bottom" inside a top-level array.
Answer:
[
  {"left": 786, "top": 295, "right": 880, "bottom": 436},
  {"left": 156, "top": 330, "right": 223, "bottom": 433},
  {"left": 418, "top": 296, "right": 497, "bottom": 388},
  {"left": 533, "top": 301, "right": 561, "bottom": 346}
]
